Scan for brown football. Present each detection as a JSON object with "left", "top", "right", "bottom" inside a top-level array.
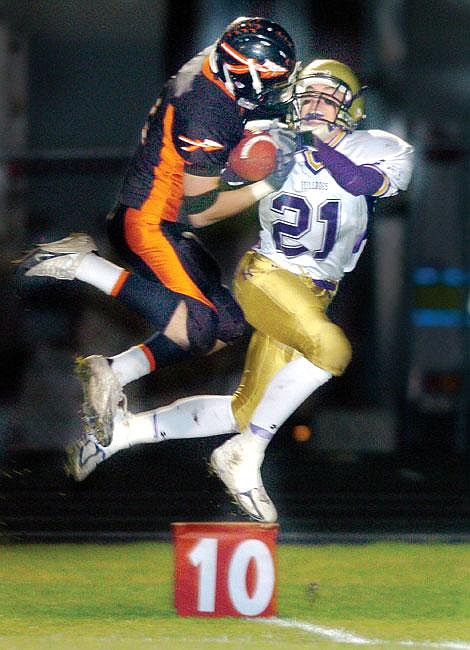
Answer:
[{"left": 228, "top": 132, "right": 277, "bottom": 181}]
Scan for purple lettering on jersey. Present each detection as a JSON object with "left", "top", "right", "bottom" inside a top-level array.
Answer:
[
  {"left": 270, "top": 193, "right": 339, "bottom": 259},
  {"left": 315, "top": 200, "right": 339, "bottom": 260},
  {"left": 271, "top": 193, "right": 310, "bottom": 257}
]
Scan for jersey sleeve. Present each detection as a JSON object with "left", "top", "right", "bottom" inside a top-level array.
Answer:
[
  {"left": 363, "top": 130, "right": 414, "bottom": 198},
  {"left": 174, "top": 93, "right": 244, "bottom": 177}
]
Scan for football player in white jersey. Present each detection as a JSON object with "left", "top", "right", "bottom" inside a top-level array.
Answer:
[{"left": 65, "top": 59, "right": 414, "bottom": 524}]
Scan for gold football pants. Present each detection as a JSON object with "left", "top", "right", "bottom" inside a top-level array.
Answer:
[{"left": 231, "top": 251, "right": 352, "bottom": 430}]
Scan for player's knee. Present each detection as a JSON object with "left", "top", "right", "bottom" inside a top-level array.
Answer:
[
  {"left": 186, "top": 300, "right": 218, "bottom": 354},
  {"left": 305, "top": 324, "right": 352, "bottom": 376},
  {"left": 329, "top": 334, "right": 352, "bottom": 375},
  {"left": 215, "top": 295, "right": 247, "bottom": 343}
]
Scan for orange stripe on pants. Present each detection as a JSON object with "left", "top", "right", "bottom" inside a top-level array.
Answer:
[{"left": 123, "top": 206, "right": 215, "bottom": 310}]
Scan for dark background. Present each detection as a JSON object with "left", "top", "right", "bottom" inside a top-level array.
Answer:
[{"left": 0, "top": 0, "right": 468, "bottom": 541}]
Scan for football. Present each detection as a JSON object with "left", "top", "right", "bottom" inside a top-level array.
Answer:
[{"left": 228, "top": 131, "right": 277, "bottom": 181}]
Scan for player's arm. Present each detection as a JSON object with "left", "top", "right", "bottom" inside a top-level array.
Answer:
[
  {"left": 313, "top": 136, "right": 385, "bottom": 196},
  {"left": 183, "top": 172, "right": 275, "bottom": 228},
  {"left": 313, "top": 131, "right": 414, "bottom": 198},
  {"left": 183, "top": 126, "right": 297, "bottom": 228},
  {"left": 362, "top": 130, "right": 415, "bottom": 197}
]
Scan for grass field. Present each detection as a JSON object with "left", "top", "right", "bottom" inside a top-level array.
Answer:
[{"left": 0, "top": 541, "right": 469, "bottom": 649}]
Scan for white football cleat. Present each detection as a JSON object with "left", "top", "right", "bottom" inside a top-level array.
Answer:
[
  {"left": 75, "top": 354, "right": 126, "bottom": 447},
  {"left": 210, "top": 431, "right": 277, "bottom": 523},
  {"left": 22, "top": 232, "right": 97, "bottom": 280},
  {"left": 65, "top": 434, "right": 107, "bottom": 482},
  {"left": 65, "top": 407, "right": 131, "bottom": 481}
]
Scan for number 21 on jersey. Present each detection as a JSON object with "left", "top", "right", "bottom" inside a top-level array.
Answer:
[{"left": 271, "top": 192, "right": 340, "bottom": 259}]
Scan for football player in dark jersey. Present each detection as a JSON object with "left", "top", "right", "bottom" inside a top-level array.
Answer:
[{"left": 21, "top": 17, "right": 298, "bottom": 445}]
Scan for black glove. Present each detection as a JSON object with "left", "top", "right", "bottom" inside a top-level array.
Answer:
[{"left": 265, "top": 127, "right": 297, "bottom": 190}]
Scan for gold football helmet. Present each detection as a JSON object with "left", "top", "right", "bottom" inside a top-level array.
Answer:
[{"left": 293, "top": 59, "right": 366, "bottom": 132}]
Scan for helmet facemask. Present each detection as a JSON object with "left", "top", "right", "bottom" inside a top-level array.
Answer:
[
  {"left": 293, "top": 73, "right": 357, "bottom": 137},
  {"left": 291, "top": 69, "right": 365, "bottom": 137},
  {"left": 229, "top": 64, "right": 300, "bottom": 113}
]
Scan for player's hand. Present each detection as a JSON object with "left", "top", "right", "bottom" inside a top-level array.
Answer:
[
  {"left": 219, "top": 163, "right": 249, "bottom": 187},
  {"left": 265, "top": 127, "right": 296, "bottom": 190},
  {"left": 268, "top": 125, "right": 297, "bottom": 155}
]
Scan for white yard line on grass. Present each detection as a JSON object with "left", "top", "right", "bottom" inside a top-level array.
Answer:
[{"left": 254, "top": 617, "right": 470, "bottom": 649}]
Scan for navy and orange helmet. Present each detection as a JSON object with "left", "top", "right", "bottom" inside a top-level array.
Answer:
[{"left": 210, "top": 17, "right": 298, "bottom": 111}]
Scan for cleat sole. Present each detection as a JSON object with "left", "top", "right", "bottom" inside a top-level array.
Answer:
[{"left": 75, "top": 356, "right": 112, "bottom": 446}]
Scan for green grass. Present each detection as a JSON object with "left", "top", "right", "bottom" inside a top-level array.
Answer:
[{"left": 0, "top": 541, "right": 469, "bottom": 649}]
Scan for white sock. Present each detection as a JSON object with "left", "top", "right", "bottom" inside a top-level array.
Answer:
[
  {"left": 248, "top": 356, "right": 332, "bottom": 449},
  {"left": 153, "top": 395, "right": 236, "bottom": 441},
  {"left": 102, "top": 394, "right": 236, "bottom": 461},
  {"left": 99, "top": 410, "right": 155, "bottom": 461},
  {"left": 75, "top": 252, "right": 127, "bottom": 295},
  {"left": 109, "top": 346, "right": 151, "bottom": 387}
]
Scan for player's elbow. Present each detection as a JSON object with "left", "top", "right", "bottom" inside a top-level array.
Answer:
[{"left": 346, "top": 166, "right": 385, "bottom": 196}]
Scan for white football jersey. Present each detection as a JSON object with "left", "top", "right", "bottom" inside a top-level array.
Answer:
[{"left": 255, "top": 129, "right": 414, "bottom": 281}]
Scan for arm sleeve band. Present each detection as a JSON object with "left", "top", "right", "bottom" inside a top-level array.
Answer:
[
  {"left": 182, "top": 189, "right": 219, "bottom": 215},
  {"left": 184, "top": 162, "right": 222, "bottom": 177},
  {"left": 314, "top": 137, "right": 385, "bottom": 196}
]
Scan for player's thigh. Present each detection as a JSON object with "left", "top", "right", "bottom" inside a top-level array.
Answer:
[
  {"left": 109, "top": 205, "right": 215, "bottom": 309},
  {"left": 234, "top": 252, "right": 351, "bottom": 375},
  {"left": 207, "top": 284, "right": 247, "bottom": 343},
  {"left": 174, "top": 233, "right": 247, "bottom": 344},
  {"left": 231, "top": 330, "right": 299, "bottom": 431},
  {"left": 234, "top": 251, "right": 326, "bottom": 349},
  {"left": 109, "top": 206, "right": 220, "bottom": 350},
  {"left": 107, "top": 205, "right": 158, "bottom": 282}
]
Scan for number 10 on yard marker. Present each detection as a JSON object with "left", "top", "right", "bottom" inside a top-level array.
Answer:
[{"left": 171, "top": 522, "right": 279, "bottom": 617}]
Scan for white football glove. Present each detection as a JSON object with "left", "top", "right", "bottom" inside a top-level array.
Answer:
[{"left": 265, "top": 125, "right": 297, "bottom": 190}]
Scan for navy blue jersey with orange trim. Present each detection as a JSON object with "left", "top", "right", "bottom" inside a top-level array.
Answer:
[{"left": 119, "top": 45, "right": 245, "bottom": 222}]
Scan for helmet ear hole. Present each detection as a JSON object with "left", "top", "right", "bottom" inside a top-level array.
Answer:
[{"left": 215, "top": 17, "right": 297, "bottom": 110}]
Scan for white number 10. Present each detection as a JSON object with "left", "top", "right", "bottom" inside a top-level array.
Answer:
[{"left": 188, "top": 537, "right": 275, "bottom": 616}]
